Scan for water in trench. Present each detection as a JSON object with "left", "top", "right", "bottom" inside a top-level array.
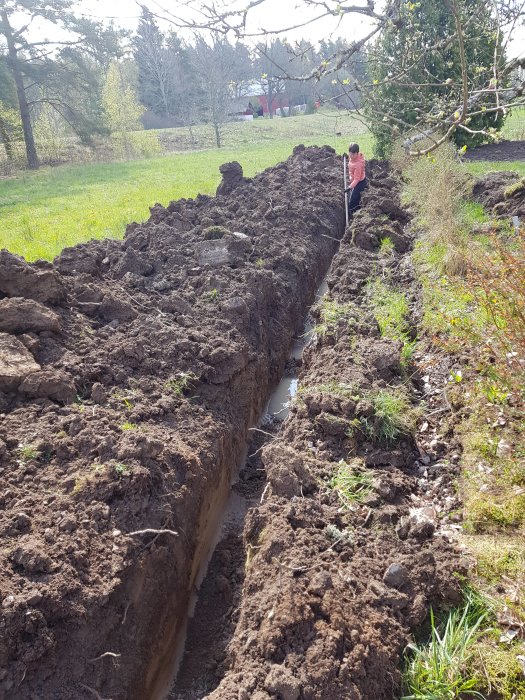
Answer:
[{"left": 166, "top": 274, "right": 330, "bottom": 700}]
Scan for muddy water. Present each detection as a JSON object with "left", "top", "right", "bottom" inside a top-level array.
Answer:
[{"left": 165, "top": 274, "right": 331, "bottom": 700}]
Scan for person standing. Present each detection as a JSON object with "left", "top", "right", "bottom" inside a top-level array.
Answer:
[{"left": 346, "top": 143, "right": 367, "bottom": 214}]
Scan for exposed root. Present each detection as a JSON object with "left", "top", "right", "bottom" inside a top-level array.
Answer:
[
  {"left": 88, "top": 652, "right": 121, "bottom": 663},
  {"left": 126, "top": 528, "right": 179, "bottom": 537}
]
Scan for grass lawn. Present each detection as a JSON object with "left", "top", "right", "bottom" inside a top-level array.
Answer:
[
  {"left": 0, "top": 111, "right": 371, "bottom": 261},
  {"left": 465, "top": 160, "right": 525, "bottom": 178}
]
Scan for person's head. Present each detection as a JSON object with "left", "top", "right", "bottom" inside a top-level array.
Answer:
[{"left": 349, "top": 143, "right": 360, "bottom": 160}]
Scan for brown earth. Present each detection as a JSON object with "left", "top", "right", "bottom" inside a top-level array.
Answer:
[
  {"left": 0, "top": 145, "right": 347, "bottom": 700},
  {"left": 172, "top": 165, "right": 466, "bottom": 700},
  {"left": 463, "top": 139, "right": 525, "bottom": 162}
]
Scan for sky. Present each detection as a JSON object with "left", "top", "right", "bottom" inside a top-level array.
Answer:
[{"left": 9, "top": 0, "right": 525, "bottom": 58}]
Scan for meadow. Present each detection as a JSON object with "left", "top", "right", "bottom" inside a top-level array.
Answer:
[{"left": 0, "top": 107, "right": 524, "bottom": 261}]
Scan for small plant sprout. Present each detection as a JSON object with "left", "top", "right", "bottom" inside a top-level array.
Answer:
[
  {"left": 17, "top": 444, "right": 39, "bottom": 462},
  {"left": 255, "top": 257, "right": 265, "bottom": 267},
  {"left": 449, "top": 369, "right": 463, "bottom": 383},
  {"left": 329, "top": 460, "right": 373, "bottom": 509},
  {"left": 120, "top": 422, "right": 137, "bottom": 431},
  {"left": 379, "top": 236, "right": 395, "bottom": 254},
  {"left": 208, "top": 288, "right": 220, "bottom": 302},
  {"left": 324, "top": 523, "right": 353, "bottom": 543},
  {"left": 165, "top": 371, "right": 198, "bottom": 397},
  {"left": 114, "top": 463, "right": 130, "bottom": 479},
  {"left": 315, "top": 299, "right": 355, "bottom": 337}
]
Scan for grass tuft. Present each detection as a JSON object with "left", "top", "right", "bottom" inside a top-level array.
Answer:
[{"left": 329, "top": 459, "right": 373, "bottom": 508}]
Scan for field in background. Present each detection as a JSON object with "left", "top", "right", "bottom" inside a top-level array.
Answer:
[
  {"left": 1, "top": 106, "right": 524, "bottom": 262},
  {"left": 0, "top": 111, "right": 370, "bottom": 261}
]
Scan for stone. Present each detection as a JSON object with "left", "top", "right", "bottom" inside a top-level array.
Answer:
[
  {"left": 195, "top": 232, "right": 251, "bottom": 268},
  {"left": 90, "top": 382, "right": 107, "bottom": 404},
  {"left": 0, "top": 333, "right": 41, "bottom": 392},
  {"left": 383, "top": 563, "right": 409, "bottom": 589},
  {"left": 58, "top": 516, "right": 77, "bottom": 533},
  {"left": 0, "top": 250, "right": 65, "bottom": 303},
  {"left": 0, "top": 297, "right": 61, "bottom": 334},
  {"left": 496, "top": 439, "right": 512, "bottom": 458},
  {"left": 19, "top": 370, "right": 76, "bottom": 403}
]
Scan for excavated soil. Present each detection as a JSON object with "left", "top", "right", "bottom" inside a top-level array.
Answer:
[
  {"left": 192, "top": 163, "right": 465, "bottom": 700},
  {"left": 463, "top": 139, "right": 525, "bottom": 162},
  {"left": 0, "top": 149, "right": 468, "bottom": 700},
  {"left": 0, "top": 145, "right": 345, "bottom": 700}
]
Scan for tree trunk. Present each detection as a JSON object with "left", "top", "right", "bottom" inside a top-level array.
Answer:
[
  {"left": 268, "top": 85, "right": 274, "bottom": 119},
  {"left": 0, "top": 117, "right": 14, "bottom": 160},
  {"left": 213, "top": 121, "right": 221, "bottom": 148},
  {"left": 1, "top": 9, "right": 39, "bottom": 169}
]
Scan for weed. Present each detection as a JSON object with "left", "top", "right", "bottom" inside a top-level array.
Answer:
[
  {"left": 114, "top": 463, "right": 130, "bottom": 479},
  {"left": 255, "top": 257, "right": 266, "bottom": 267},
  {"left": 402, "top": 594, "right": 490, "bottom": 700},
  {"left": 367, "top": 277, "right": 414, "bottom": 365},
  {"left": 208, "top": 288, "right": 220, "bottom": 303},
  {"left": 315, "top": 298, "right": 356, "bottom": 337},
  {"left": 324, "top": 523, "right": 353, "bottom": 543},
  {"left": 329, "top": 459, "right": 373, "bottom": 508},
  {"left": 120, "top": 422, "right": 137, "bottom": 431},
  {"left": 369, "top": 388, "right": 417, "bottom": 442},
  {"left": 473, "top": 642, "right": 525, "bottom": 700},
  {"left": 203, "top": 225, "right": 229, "bottom": 240},
  {"left": 17, "top": 444, "right": 38, "bottom": 462},
  {"left": 379, "top": 236, "right": 395, "bottom": 254},
  {"left": 165, "top": 371, "right": 198, "bottom": 396}
]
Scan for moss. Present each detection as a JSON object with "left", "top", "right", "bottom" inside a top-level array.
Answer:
[
  {"left": 504, "top": 179, "right": 525, "bottom": 200},
  {"left": 472, "top": 642, "right": 525, "bottom": 700},
  {"left": 203, "top": 225, "right": 230, "bottom": 240}
]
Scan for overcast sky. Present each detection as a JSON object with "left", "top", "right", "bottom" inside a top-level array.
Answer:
[{"left": 12, "top": 0, "right": 525, "bottom": 58}]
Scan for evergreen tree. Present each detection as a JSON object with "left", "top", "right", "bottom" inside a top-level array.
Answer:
[
  {"left": 0, "top": 1, "right": 123, "bottom": 168},
  {"left": 365, "top": 0, "right": 506, "bottom": 156}
]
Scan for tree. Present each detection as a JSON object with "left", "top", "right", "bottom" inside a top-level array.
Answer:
[
  {"left": 0, "top": 1, "right": 122, "bottom": 169},
  {"left": 0, "top": 54, "right": 21, "bottom": 161},
  {"left": 102, "top": 61, "right": 158, "bottom": 159},
  {"left": 148, "top": 0, "right": 525, "bottom": 155},
  {"left": 256, "top": 39, "right": 289, "bottom": 117},
  {"left": 133, "top": 6, "right": 174, "bottom": 118},
  {"left": 190, "top": 34, "right": 237, "bottom": 147},
  {"left": 365, "top": 0, "right": 507, "bottom": 156}
]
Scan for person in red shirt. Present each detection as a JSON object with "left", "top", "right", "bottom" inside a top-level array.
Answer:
[{"left": 346, "top": 143, "right": 367, "bottom": 215}]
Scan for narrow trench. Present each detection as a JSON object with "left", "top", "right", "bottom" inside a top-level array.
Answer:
[{"left": 165, "top": 274, "right": 333, "bottom": 700}]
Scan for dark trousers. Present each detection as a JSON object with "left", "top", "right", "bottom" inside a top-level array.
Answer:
[{"left": 348, "top": 178, "right": 367, "bottom": 214}]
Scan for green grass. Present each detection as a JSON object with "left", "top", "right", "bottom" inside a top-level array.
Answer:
[
  {"left": 329, "top": 460, "right": 373, "bottom": 508},
  {"left": 367, "top": 277, "right": 415, "bottom": 365},
  {"left": 0, "top": 111, "right": 372, "bottom": 261},
  {"left": 465, "top": 160, "right": 525, "bottom": 178},
  {"left": 402, "top": 595, "right": 490, "bottom": 700}
]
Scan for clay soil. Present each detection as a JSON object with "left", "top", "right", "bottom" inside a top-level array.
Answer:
[{"left": 0, "top": 148, "right": 469, "bottom": 700}]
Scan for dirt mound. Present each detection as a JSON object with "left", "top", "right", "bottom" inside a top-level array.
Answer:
[
  {"left": 472, "top": 170, "right": 525, "bottom": 219},
  {"left": 0, "top": 146, "right": 345, "bottom": 700},
  {"left": 463, "top": 139, "right": 525, "bottom": 162},
  {"left": 206, "top": 163, "right": 463, "bottom": 700}
]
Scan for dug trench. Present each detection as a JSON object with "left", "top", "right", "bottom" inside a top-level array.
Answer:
[
  {"left": 0, "top": 148, "right": 464, "bottom": 700},
  {"left": 0, "top": 145, "right": 344, "bottom": 700},
  {"left": 174, "top": 162, "right": 466, "bottom": 700}
]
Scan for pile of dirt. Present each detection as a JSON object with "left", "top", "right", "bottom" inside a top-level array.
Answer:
[
  {"left": 206, "top": 163, "right": 464, "bottom": 700},
  {"left": 472, "top": 170, "right": 525, "bottom": 218},
  {"left": 0, "top": 145, "right": 345, "bottom": 700},
  {"left": 463, "top": 139, "right": 525, "bottom": 162}
]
